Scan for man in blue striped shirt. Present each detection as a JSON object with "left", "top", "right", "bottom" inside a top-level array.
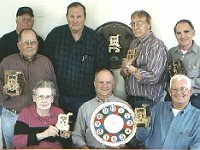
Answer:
[{"left": 120, "top": 10, "right": 168, "bottom": 108}]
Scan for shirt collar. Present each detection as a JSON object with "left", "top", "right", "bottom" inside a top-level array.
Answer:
[
  {"left": 67, "top": 25, "right": 85, "bottom": 42},
  {"left": 170, "top": 102, "right": 192, "bottom": 115},
  {"left": 175, "top": 40, "right": 198, "bottom": 54},
  {"left": 96, "top": 94, "right": 114, "bottom": 103},
  {"left": 18, "top": 53, "right": 37, "bottom": 62},
  {"left": 140, "top": 31, "right": 153, "bottom": 43}
]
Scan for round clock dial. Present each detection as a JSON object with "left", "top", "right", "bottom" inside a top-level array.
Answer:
[{"left": 90, "top": 102, "right": 136, "bottom": 147}]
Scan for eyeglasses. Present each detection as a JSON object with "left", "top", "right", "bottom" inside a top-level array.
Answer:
[
  {"left": 171, "top": 87, "right": 189, "bottom": 94},
  {"left": 21, "top": 40, "right": 38, "bottom": 46},
  {"left": 35, "top": 95, "right": 53, "bottom": 100},
  {"left": 129, "top": 20, "right": 146, "bottom": 27},
  {"left": 17, "top": 16, "right": 34, "bottom": 22}
]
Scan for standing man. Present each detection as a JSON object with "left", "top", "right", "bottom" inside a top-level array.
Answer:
[
  {"left": 135, "top": 74, "right": 200, "bottom": 149},
  {"left": 44, "top": 2, "right": 108, "bottom": 129},
  {"left": 0, "top": 28, "right": 58, "bottom": 149},
  {"left": 0, "top": 6, "right": 44, "bottom": 62},
  {"left": 168, "top": 19, "right": 200, "bottom": 109},
  {"left": 120, "top": 10, "right": 168, "bottom": 108}
]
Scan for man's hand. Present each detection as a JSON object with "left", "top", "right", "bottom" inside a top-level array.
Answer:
[
  {"left": 120, "top": 58, "right": 134, "bottom": 78},
  {"left": 121, "top": 58, "right": 133, "bottom": 69},
  {"left": 120, "top": 67, "right": 129, "bottom": 78}
]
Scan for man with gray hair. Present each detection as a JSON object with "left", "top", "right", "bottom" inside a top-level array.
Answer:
[
  {"left": 135, "top": 74, "right": 200, "bottom": 149},
  {"left": 120, "top": 10, "right": 168, "bottom": 109},
  {"left": 0, "top": 28, "right": 58, "bottom": 149},
  {"left": 167, "top": 19, "right": 200, "bottom": 109}
]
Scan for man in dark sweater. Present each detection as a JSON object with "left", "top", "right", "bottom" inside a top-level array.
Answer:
[{"left": 0, "top": 6, "right": 44, "bottom": 62}]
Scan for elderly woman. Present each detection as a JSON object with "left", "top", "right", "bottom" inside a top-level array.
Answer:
[{"left": 13, "top": 80, "right": 70, "bottom": 148}]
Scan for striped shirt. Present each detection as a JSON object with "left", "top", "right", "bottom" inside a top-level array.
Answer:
[{"left": 125, "top": 32, "right": 168, "bottom": 102}]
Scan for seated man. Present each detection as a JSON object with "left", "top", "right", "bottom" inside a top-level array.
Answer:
[
  {"left": 135, "top": 74, "right": 200, "bottom": 149},
  {"left": 72, "top": 69, "right": 130, "bottom": 149}
]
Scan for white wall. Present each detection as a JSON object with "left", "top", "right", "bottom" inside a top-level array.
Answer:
[
  {"left": 1, "top": 0, "right": 199, "bottom": 49},
  {"left": 0, "top": 0, "right": 200, "bottom": 48},
  {"left": 0, "top": 0, "right": 199, "bottom": 99}
]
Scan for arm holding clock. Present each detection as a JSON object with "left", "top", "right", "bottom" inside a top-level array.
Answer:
[{"left": 120, "top": 58, "right": 142, "bottom": 80}]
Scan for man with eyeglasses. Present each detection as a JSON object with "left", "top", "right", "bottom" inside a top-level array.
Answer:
[
  {"left": 166, "top": 19, "right": 200, "bottom": 109},
  {"left": 0, "top": 7, "right": 41, "bottom": 148},
  {"left": 0, "top": 6, "right": 44, "bottom": 62},
  {"left": 120, "top": 10, "right": 168, "bottom": 109},
  {"left": 134, "top": 74, "right": 200, "bottom": 149},
  {"left": 0, "top": 28, "right": 58, "bottom": 149}
]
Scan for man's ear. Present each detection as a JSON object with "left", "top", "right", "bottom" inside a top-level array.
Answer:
[
  {"left": 17, "top": 41, "right": 21, "bottom": 50},
  {"left": 189, "top": 88, "right": 193, "bottom": 96},
  {"left": 168, "top": 87, "right": 171, "bottom": 97},
  {"left": 112, "top": 81, "right": 116, "bottom": 89},
  {"left": 15, "top": 17, "right": 18, "bottom": 24}
]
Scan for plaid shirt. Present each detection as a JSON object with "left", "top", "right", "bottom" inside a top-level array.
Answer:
[{"left": 44, "top": 25, "right": 108, "bottom": 96}]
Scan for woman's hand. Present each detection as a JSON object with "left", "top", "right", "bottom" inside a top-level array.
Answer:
[{"left": 36, "top": 125, "right": 59, "bottom": 140}]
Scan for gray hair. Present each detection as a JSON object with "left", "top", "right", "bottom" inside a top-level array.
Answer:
[
  {"left": 131, "top": 10, "right": 151, "bottom": 24},
  {"left": 32, "top": 80, "right": 56, "bottom": 96},
  {"left": 170, "top": 74, "right": 191, "bottom": 89}
]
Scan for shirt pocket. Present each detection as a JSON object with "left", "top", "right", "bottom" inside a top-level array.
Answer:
[
  {"left": 81, "top": 53, "right": 95, "bottom": 73},
  {"left": 175, "top": 129, "right": 193, "bottom": 148},
  {"left": 185, "top": 63, "right": 200, "bottom": 78}
]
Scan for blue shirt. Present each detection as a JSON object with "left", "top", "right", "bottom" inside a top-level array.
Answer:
[{"left": 136, "top": 102, "right": 200, "bottom": 149}]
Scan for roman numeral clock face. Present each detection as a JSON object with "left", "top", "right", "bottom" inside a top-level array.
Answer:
[{"left": 90, "top": 102, "right": 136, "bottom": 147}]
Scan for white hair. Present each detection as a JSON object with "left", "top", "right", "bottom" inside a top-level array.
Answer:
[{"left": 170, "top": 74, "right": 191, "bottom": 88}]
